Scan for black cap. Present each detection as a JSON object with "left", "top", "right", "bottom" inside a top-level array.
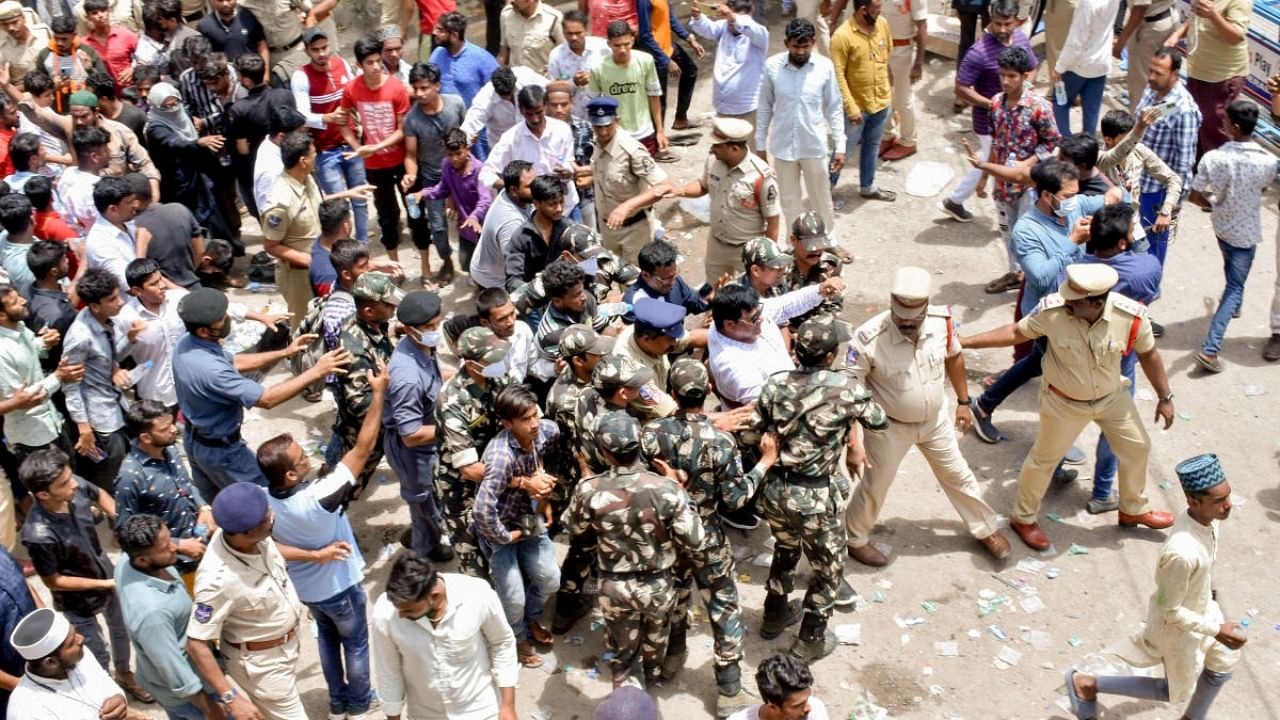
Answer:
[
  {"left": 396, "top": 290, "right": 442, "bottom": 326},
  {"left": 177, "top": 287, "right": 229, "bottom": 327},
  {"left": 302, "top": 27, "right": 328, "bottom": 46}
]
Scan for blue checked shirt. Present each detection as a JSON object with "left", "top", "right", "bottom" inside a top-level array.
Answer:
[
  {"left": 1135, "top": 83, "right": 1202, "bottom": 197},
  {"left": 473, "top": 419, "right": 559, "bottom": 545}
]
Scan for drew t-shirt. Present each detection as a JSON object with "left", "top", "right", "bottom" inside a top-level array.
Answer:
[
  {"left": 589, "top": 50, "right": 662, "bottom": 139},
  {"left": 341, "top": 75, "right": 411, "bottom": 170}
]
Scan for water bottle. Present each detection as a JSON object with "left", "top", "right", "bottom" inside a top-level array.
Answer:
[
  {"left": 194, "top": 523, "right": 209, "bottom": 540},
  {"left": 405, "top": 192, "right": 422, "bottom": 220},
  {"left": 1054, "top": 80, "right": 1067, "bottom": 106},
  {"left": 595, "top": 302, "right": 631, "bottom": 320},
  {"left": 125, "top": 360, "right": 154, "bottom": 388}
]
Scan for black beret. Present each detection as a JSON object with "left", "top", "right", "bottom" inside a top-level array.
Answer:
[{"left": 177, "top": 287, "right": 229, "bottom": 327}]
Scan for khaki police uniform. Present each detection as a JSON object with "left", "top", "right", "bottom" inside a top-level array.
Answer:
[
  {"left": 260, "top": 172, "right": 322, "bottom": 326},
  {"left": 0, "top": 9, "right": 48, "bottom": 84},
  {"left": 845, "top": 307, "right": 1001, "bottom": 548},
  {"left": 704, "top": 152, "right": 780, "bottom": 284},
  {"left": 610, "top": 324, "right": 681, "bottom": 418},
  {"left": 1013, "top": 291, "right": 1157, "bottom": 524},
  {"left": 187, "top": 533, "right": 306, "bottom": 720},
  {"left": 235, "top": 0, "right": 327, "bottom": 84},
  {"left": 593, "top": 131, "right": 667, "bottom": 263},
  {"left": 1124, "top": 0, "right": 1178, "bottom": 106}
]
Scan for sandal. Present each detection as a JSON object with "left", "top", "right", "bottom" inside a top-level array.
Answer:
[
  {"left": 431, "top": 265, "right": 455, "bottom": 287},
  {"left": 1194, "top": 352, "right": 1223, "bottom": 374},
  {"left": 528, "top": 622, "right": 554, "bottom": 646},
  {"left": 984, "top": 271, "right": 1023, "bottom": 294},
  {"left": 517, "top": 642, "right": 543, "bottom": 668},
  {"left": 859, "top": 188, "right": 896, "bottom": 202},
  {"left": 1064, "top": 669, "right": 1098, "bottom": 720},
  {"left": 115, "top": 672, "right": 155, "bottom": 704}
]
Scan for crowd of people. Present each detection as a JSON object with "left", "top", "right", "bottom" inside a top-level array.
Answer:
[{"left": 0, "top": 0, "right": 1273, "bottom": 717}]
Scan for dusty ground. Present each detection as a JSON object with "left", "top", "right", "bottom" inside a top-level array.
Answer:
[{"left": 42, "top": 3, "right": 1279, "bottom": 720}]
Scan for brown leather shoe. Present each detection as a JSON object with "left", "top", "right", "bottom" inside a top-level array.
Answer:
[
  {"left": 1118, "top": 510, "right": 1175, "bottom": 529},
  {"left": 115, "top": 672, "right": 155, "bottom": 703},
  {"left": 977, "top": 531, "right": 1012, "bottom": 560},
  {"left": 882, "top": 143, "right": 917, "bottom": 161},
  {"left": 1010, "top": 521, "right": 1051, "bottom": 551},
  {"left": 847, "top": 543, "right": 888, "bottom": 567}
]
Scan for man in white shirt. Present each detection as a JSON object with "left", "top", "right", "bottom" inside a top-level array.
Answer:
[
  {"left": 726, "top": 654, "right": 831, "bottom": 720},
  {"left": 755, "top": 18, "right": 845, "bottom": 232},
  {"left": 7, "top": 607, "right": 129, "bottom": 720},
  {"left": 461, "top": 65, "right": 549, "bottom": 151},
  {"left": 1052, "top": 0, "right": 1121, "bottom": 136},
  {"left": 472, "top": 161, "right": 534, "bottom": 290},
  {"left": 58, "top": 125, "right": 111, "bottom": 235},
  {"left": 476, "top": 287, "right": 545, "bottom": 385},
  {"left": 480, "top": 84, "right": 578, "bottom": 217},
  {"left": 688, "top": 0, "right": 768, "bottom": 149},
  {"left": 253, "top": 105, "right": 307, "bottom": 215},
  {"left": 545, "top": 10, "right": 609, "bottom": 120},
  {"left": 707, "top": 278, "right": 844, "bottom": 406},
  {"left": 84, "top": 176, "right": 140, "bottom": 294},
  {"left": 371, "top": 550, "right": 519, "bottom": 720}
]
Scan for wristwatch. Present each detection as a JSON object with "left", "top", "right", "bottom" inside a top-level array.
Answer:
[
  {"left": 1159, "top": 392, "right": 1174, "bottom": 402},
  {"left": 956, "top": 398, "right": 972, "bottom": 406},
  {"left": 216, "top": 688, "right": 238, "bottom": 706}
]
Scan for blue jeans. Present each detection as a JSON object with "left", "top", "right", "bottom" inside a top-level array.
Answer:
[
  {"left": 831, "top": 106, "right": 891, "bottom": 191},
  {"left": 304, "top": 584, "right": 373, "bottom": 714},
  {"left": 1139, "top": 190, "right": 1171, "bottom": 266},
  {"left": 977, "top": 338, "right": 1045, "bottom": 415},
  {"left": 1201, "top": 240, "right": 1257, "bottom": 355},
  {"left": 1053, "top": 71, "right": 1107, "bottom": 136},
  {"left": 66, "top": 594, "right": 130, "bottom": 674},
  {"left": 1093, "top": 352, "right": 1137, "bottom": 500},
  {"left": 409, "top": 191, "right": 452, "bottom": 260},
  {"left": 162, "top": 702, "right": 206, "bottom": 720},
  {"left": 315, "top": 146, "right": 371, "bottom": 244},
  {"left": 479, "top": 530, "right": 561, "bottom": 642}
]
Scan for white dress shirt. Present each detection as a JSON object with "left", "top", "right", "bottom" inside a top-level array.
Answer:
[
  {"left": 755, "top": 52, "right": 846, "bottom": 161},
  {"left": 57, "top": 166, "right": 101, "bottom": 235},
  {"left": 479, "top": 116, "right": 579, "bottom": 214},
  {"left": 508, "top": 317, "right": 552, "bottom": 381},
  {"left": 1055, "top": 0, "right": 1122, "bottom": 78},
  {"left": 461, "top": 66, "right": 549, "bottom": 144},
  {"left": 128, "top": 289, "right": 188, "bottom": 407},
  {"left": 370, "top": 574, "right": 518, "bottom": 720},
  {"left": 546, "top": 37, "right": 611, "bottom": 119},
  {"left": 253, "top": 140, "right": 284, "bottom": 214},
  {"left": 84, "top": 216, "right": 137, "bottom": 293},
  {"left": 7, "top": 652, "right": 123, "bottom": 720},
  {"left": 708, "top": 285, "right": 824, "bottom": 404},
  {"left": 689, "top": 13, "right": 770, "bottom": 116}
]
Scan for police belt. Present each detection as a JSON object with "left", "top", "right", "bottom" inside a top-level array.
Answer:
[
  {"left": 191, "top": 428, "right": 243, "bottom": 447},
  {"left": 620, "top": 209, "right": 650, "bottom": 228},
  {"left": 1144, "top": 8, "right": 1171, "bottom": 21},
  {"left": 271, "top": 35, "right": 304, "bottom": 53},
  {"left": 224, "top": 625, "right": 297, "bottom": 652},
  {"left": 598, "top": 567, "right": 669, "bottom": 581}
]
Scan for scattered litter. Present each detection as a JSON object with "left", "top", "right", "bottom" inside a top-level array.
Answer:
[
  {"left": 1069, "top": 637, "right": 1083, "bottom": 647},
  {"left": 921, "top": 665, "right": 934, "bottom": 676},
  {"left": 904, "top": 617, "right": 927, "bottom": 627},
  {"left": 738, "top": 574, "right": 752, "bottom": 583},
  {"left": 1177, "top": 411, "right": 1193, "bottom": 421},
  {"left": 934, "top": 641, "right": 960, "bottom": 657},
  {"left": 538, "top": 651, "right": 559, "bottom": 674},
  {"left": 875, "top": 579, "right": 893, "bottom": 590},
  {"left": 872, "top": 591, "right": 886, "bottom": 603},
  {"left": 1015, "top": 558, "right": 1046, "bottom": 575},
  {"left": 978, "top": 593, "right": 1011, "bottom": 617},
  {"left": 1024, "top": 630, "right": 1054, "bottom": 651},
  {"left": 921, "top": 601, "right": 939, "bottom": 614},
  {"left": 929, "top": 684, "right": 945, "bottom": 696},
  {"left": 530, "top": 706, "right": 554, "bottom": 720},
  {"left": 1243, "top": 384, "right": 1266, "bottom": 397},
  {"left": 1068, "top": 544, "right": 1091, "bottom": 556},
  {"left": 996, "top": 646, "right": 1023, "bottom": 667},
  {"left": 967, "top": 629, "right": 982, "bottom": 640},
  {"left": 901, "top": 633, "right": 911, "bottom": 646},
  {"left": 978, "top": 589, "right": 997, "bottom": 600},
  {"left": 678, "top": 195, "right": 711, "bottom": 223},
  {"left": 1019, "top": 596, "right": 1047, "bottom": 614},
  {"left": 1046, "top": 567, "right": 1061, "bottom": 580},
  {"left": 850, "top": 691, "right": 889, "bottom": 720},
  {"left": 586, "top": 668, "right": 599, "bottom": 680},
  {"left": 565, "top": 636, "right": 584, "bottom": 646},
  {"left": 904, "top": 161, "right": 955, "bottom": 197},
  {"left": 991, "top": 573, "right": 1027, "bottom": 590},
  {"left": 835, "top": 624, "right": 863, "bottom": 645},
  {"left": 750, "top": 553, "right": 773, "bottom": 568},
  {"left": 1135, "top": 388, "right": 1156, "bottom": 401},
  {"left": 873, "top": 542, "right": 893, "bottom": 559},
  {"left": 987, "top": 625, "right": 1009, "bottom": 641},
  {"left": 1046, "top": 512, "right": 1063, "bottom": 523},
  {"left": 1230, "top": 493, "right": 1248, "bottom": 508},
  {"left": 379, "top": 545, "right": 395, "bottom": 561}
]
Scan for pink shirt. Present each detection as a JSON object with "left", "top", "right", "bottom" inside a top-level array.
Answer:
[{"left": 84, "top": 28, "right": 139, "bottom": 89}]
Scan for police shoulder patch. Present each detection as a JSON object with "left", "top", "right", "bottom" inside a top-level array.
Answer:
[
  {"left": 265, "top": 212, "right": 283, "bottom": 228},
  {"left": 1111, "top": 294, "right": 1146, "bottom": 317},
  {"left": 1038, "top": 294, "right": 1066, "bottom": 312},
  {"left": 194, "top": 603, "right": 214, "bottom": 623},
  {"left": 855, "top": 315, "right": 888, "bottom": 345},
  {"left": 638, "top": 385, "right": 659, "bottom": 405},
  {"left": 927, "top": 304, "right": 952, "bottom": 318}
]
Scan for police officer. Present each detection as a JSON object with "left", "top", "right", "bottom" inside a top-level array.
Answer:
[
  {"left": 747, "top": 318, "right": 888, "bottom": 661},
  {"left": 961, "top": 264, "right": 1177, "bottom": 551},
  {"left": 782, "top": 212, "right": 846, "bottom": 328},
  {"left": 609, "top": 296, "right": 686, "bottom": 417},
  {"left": 589, "top": 97, "right": 671, "bottom": 262},
  {"left": 845, "top": 267, "right": 1010, "bottom": 567},
  {"left": 331, "top": 271, "right": 402, "bottom": 495},
  {"left": 236, "top": 0, "right": 334, "bottom": 85},
  {"left": 173, "top": 288, "right": 351, "bottom": 497},
  {"left": 434, "top": 327, "right": 511, "bottom": 579},
  {"left": 383, "top": 290, "right": 451, "bottom": 562},
  {"left": 547, "top": 324, "right": 615, "bottom": 634},
  {"left": 186, "top": 483, "right": 306, "bottom": 720},
  {"left": 564, "top": 410, "right": 705, "bottom": 689},
  {"left": 736, "top": 237, "right": 791, "bottom": 298},
  {"left": 639, "top": 359, "right": 779, "bottom": 717},
  {"left": 668, "top": 117, "right": 782, "bottom": 284},
  {"left": 261, "top": 132, "right": 324, "bottom": 327},
  {"left": 511, "top": 223, "right": 640, "bottom": 316},
  {"left": 574, "top": 355, "right": 671, "bottom": 476}
]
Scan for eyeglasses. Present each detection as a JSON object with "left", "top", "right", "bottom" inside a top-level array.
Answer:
[{"left": 742, "top": 307, "right": 764, "bottom": 326}]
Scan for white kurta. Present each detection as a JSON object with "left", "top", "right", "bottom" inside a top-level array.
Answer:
[{"left": 1110, "top": 512, "right": 1241, "bottom": 702}]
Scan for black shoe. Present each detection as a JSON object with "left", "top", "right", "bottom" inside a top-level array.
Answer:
[
  {"left": 1151, "top": 320, "right": 1165, "bottom": 338},
  {"left": 971, "top": 404, "right": 1004, "bottom": 444},
  {"left": 551, "top": 593, "right": 590, "bottom": 635},
  {"left": 759, "top": 598, "right": 803, "bottom": 639},
  {"left": 939, "top": 198, "right": 974, "bottom": 222},
  {"left": 720, "top": 507, "right": 759, "bottom": 531},
  {"left": 1053, "top": 466, "right": 1080, "bottom": 484},
  {"left": 399, "top": 527, "right": 413, "bottom": 548},
  {"left": 834, "top": 577, "right": 861, "bottom": 607},
  {"left": 427, "top": 544, "right": 455, "bottom": 563}
]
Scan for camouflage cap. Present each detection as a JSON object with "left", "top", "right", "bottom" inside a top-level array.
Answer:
[
  {"left": 352, "top": 271, "right": 406, "bottom": 306},
  {"left": 596, "top": 410, "right": 640, "bottom": 455},
  {"left": 563, "top": 223, "right": 605, "bottom": 259},
  {"left": 791, "top": 211, "right": 836, "bottom": 252},
  {"left": 741, "top": 236, "right": 792, "bottom": 269},
  {"left": 559, "top": 323, "right": 615, "bottom": 358},
  {"left": 793, "top": 317, "right": 852, "bottom": 357},
  {"left": 592, "top": 355, "right": 655, "bottom": 391},
  {"left": 667, "top": 357, "right": 709, "bottom": 400},
  {"left": 456, "top": 326, "right": 510, "bottom": 364}
]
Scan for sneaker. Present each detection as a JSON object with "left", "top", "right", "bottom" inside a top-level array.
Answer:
[
  {"left": 789, "top": 632, "right": 837, "bottom": 662},
  {"left": 720, "top": 507, "right": 759, "bottom": 531},
  {"left": 1087, "top": 495, "right": 1119, "bottom": 514},
  {"left": 970, "top": 404, "right": 1003, "bottom": 444},
  {"left": 328, "top": 706, "right": 347, "bottom": 720},
  {"left": 939, "top": 198, "right": 974, "bottom": 222},
  {"left": 716, "top": 687, "right": 757, "bottom": 718},
  {"left": 834, "top": 577, "right": 861, "bottom": 607}
]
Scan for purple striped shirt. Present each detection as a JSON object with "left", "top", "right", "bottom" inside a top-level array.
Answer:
[{"left": 956, "top": 30, "right": 1038, "bottom": 136}]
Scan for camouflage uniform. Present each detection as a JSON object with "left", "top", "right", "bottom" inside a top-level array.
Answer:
[
  {"left": 639, "top": 361, "right": 766, "bottom": 682},
  {"left": 433, "top": 327, "right": 512, "bottom": 580},
  {"left": 511, "top": 224, "right": 639, "bottom": 316},
  {"left": 782, "top": 212, "right": 844, "bottom": 329},
  {"left": 748, "top": 320, "right": 888, "bottom": 650},
  {"left": 573, "top": 355, "right": 663, "bottom": 476},
  {"left": 564, "top": 411, "right": 705, "bottom": 686},
  {"left": 330, "top": 273, "right": 401, "bottom": 493},
  {"left": 731, "top": 236, "right": 791, "bottom": 300}
]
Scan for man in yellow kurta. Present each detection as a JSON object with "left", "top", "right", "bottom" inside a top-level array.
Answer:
[{"left": 1065, "top": 453, "right": 1245, "bottom": 720}]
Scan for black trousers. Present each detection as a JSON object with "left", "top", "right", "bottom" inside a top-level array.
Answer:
[
  {"left": 956, "top": 8, "right": 991, "bottom": 68},
  {"left": 483, "top": 0, "right": 504, "bottom": 55},
  {"left": 366, "top": 165, "right": 406, "bottom": 250},
  {"left": 656, "top": 44, "right": 698, "bottom": 125}
]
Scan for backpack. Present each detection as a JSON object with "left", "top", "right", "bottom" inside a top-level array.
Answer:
[
  {"left": 247, "top": 251, "right": 276, "bottom": 284},
  {"left": 289, "top": 293, "right": 333, "bottom": 378}
]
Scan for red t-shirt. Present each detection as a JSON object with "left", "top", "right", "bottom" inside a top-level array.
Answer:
[
  {"left": 83, "top": 29, "right": 140, "bottom": 89},
  {"left": 416, "top": 0, "right": 457, "bottom": 35},
  {"left": 340, "top": 76, "right": 410, "bottom": 171},
  {"left": 0, "top": 129, "right": 14, "bottom": 178},
  {"left": 33, "top": 211, "right": 81, "bottom": 278}
]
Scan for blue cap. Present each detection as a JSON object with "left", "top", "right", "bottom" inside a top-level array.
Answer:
[
  {"left": 632, "top": 297, "right": 686, "bottom": 338},
  {"left": 587, "top": 97, "right": 619, "bottom": 127},
  {"left": 1175, "top": 454, "right": 1226, "bottom": 493},
  {"left": 212, "top": 483, "right": 270, "bottom": 534}
]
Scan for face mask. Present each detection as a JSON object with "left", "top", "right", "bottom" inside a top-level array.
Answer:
[
  {"left": 1053, "top": 195, "right": 1080, "bottom": 219},
  {"left": 415, "top": 329, "right": 441, "bottom": 347},
  {"left": 577, "top": 257, "right": 599, "bottom": 275},
  {"left": 481, "top": 359, "right": 508, "bottom": 379},
  {"left": 213, "top": 320, "right": 232, "bottom": 339}
]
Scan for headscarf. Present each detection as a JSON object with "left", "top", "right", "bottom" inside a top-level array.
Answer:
[{"left": 144, "top": 82, "right": 198, "bottom": 144}]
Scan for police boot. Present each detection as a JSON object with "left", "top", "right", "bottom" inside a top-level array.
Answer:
[
  {"left": 551, "top": 592, "right": 590, "bottom": 635},
  {"left": 715, "top": 663, "right": 756, "bottom": 718},
  {"left": 789, "top": 613, "right": 836, "bottom": 662},
  {"left": 759, "top": 593, "right": 803, "bottom": 639}
]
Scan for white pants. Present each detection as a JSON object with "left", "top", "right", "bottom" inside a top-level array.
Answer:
[
  {"left": 1271, "top": 225, "right": 1280, "bottom": 333},
  {"left": 885, "top": 43, "right": 918, "bottom": 147},
  {"left": 775, "top": 157, "right": 835, "bottom": 234},
  {"left": 948, "top": 134, "right": 993, "bottom": 205},
  {"left": 796, "top": 0, "right": 831, "bottom": 55}
]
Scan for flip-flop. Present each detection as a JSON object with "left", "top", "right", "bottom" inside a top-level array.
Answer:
[
  {"left": 1064, "top": 669, "right": 1098, "bottom": 720},
  {"left": 528, "top": 622, "right": 554, "bottom": 646},
  {"left": 1194, "top": 352, "right": 1223, "bottom": 374},
  {"left": 517, "top": 644, "right": 544, "bottom": 668}
]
